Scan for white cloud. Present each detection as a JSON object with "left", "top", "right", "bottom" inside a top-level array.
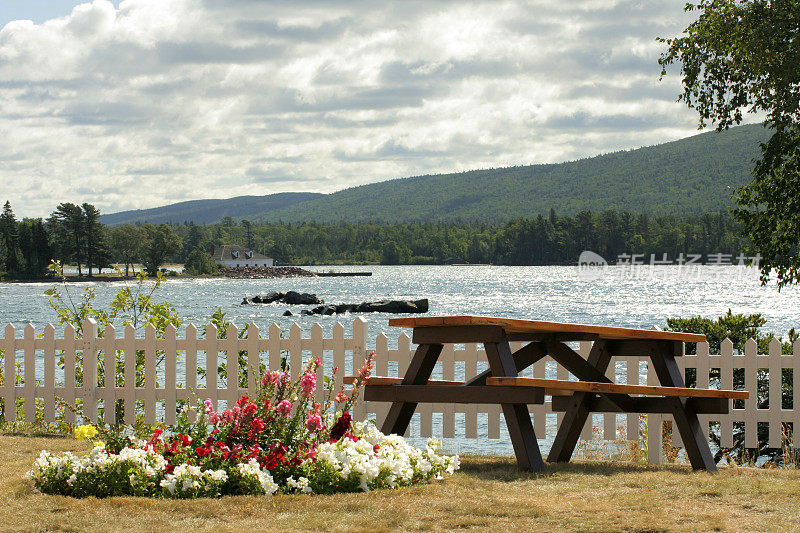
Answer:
[{"left": 0, "top": 0, "right": 704, "bottom": 217}]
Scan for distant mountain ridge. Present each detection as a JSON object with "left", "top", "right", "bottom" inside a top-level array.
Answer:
[
  {"left": 102, "top": 124, "right": 769, "bottom": 225},
  {"left": 101, "top": 192, "right": 324, "bottom": 226}
]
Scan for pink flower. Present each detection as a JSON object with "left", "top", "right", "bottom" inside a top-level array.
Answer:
[
  {"left": 300, "top": 372, "right": 316, "bottom": 397},
  {"left": 251, "top": 417, "right": 265, "bottom": 433},
  {"left": 276, "top": 399, "right": 292, "bottom": 417},
  {"left": 305, "top": 413, "right": 324, "bottom": 432},
  {"left": 209, "top": 412, "right": 221, "bottom": 425},
  {"left": 203, "top": 398, "right": 214, "bottom": 415},
  {"left": 262, "top": 371, "right": 281, "bottom": 385},
  {"left": 243, "top": 402, "right": 258, "bottom": 416},
  {"left": 335, "top": 390, "right": 349, "bottom": 403}
]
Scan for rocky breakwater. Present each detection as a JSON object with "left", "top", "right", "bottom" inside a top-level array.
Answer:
[
  {"left": 302, "top": 299, "right": 428, "bottom": 315},
  {"left": 220, "top": 266, "right": 317, "bottom": 279}
]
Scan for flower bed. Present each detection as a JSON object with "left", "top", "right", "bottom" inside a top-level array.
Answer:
[{"left": 27, "top": 354, "right": 459, "bottom": 497}]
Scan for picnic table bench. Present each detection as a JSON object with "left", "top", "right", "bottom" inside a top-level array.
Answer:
[{"left": 357, "top": 316, "right": 747, "bottom": 473}]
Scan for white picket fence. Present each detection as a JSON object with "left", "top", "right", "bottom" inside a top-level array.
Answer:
[{"left": 1, "top": 318, "right": 797, "bottom": 464}]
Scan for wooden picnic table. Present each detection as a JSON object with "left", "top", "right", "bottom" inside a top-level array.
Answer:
[{"left": 363, "top": 316, "right": 747, "bottom": 473}]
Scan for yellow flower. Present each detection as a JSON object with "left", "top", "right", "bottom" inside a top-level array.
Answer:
[
  {"left": 74, "top": 424, "right": 98, "bottom": 441},
  {"left": 93, "top": 440, "right": 105, "bottom": 449}
]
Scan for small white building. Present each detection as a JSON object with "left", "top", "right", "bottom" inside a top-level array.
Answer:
[{"left": 210, "top": 245, "right": 274, "bottom": 268}]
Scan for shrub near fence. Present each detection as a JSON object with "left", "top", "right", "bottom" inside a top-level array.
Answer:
[{"left": 1, "top": 318, "right": 797, "bottom": 464}]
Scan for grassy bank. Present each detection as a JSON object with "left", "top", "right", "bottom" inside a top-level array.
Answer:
[{"left": 3, "top": 436, "right": 800, "bottom": 532}]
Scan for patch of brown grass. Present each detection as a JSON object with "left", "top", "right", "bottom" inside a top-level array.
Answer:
[{"left": 3, "top": 436, "right": 800, "bottom": 532}]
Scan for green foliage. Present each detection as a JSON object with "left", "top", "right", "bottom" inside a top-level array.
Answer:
[
  {"left": 734, "top": 125, "right": 800, "bottom": 288},
  {"left": 166, "top": 209, "right": 746, "bottom": 265},
  {"left": 141, "top": 223, "right": 181, "bottom": 275},
  {"left": 666, "top": 309, "right": 797, "bottom": 355},
  {"left": 659, "top": 0, "right": 800, "bottom": 288},
  {"left": 183, "top": 246, "right": 218, "bottom": 275},
  {"left": 108, "top": 224, "right": 145, "bottom": 276}
]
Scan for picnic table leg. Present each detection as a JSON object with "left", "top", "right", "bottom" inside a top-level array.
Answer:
[
  {"left": 650, "top": 342, "right": 717, "bottom": 472},
  {"left": 381, "top": 343, "right": 443, "bottom": 436},
  {"left": 548, "top": 340, "right": 611, "bottom": 463},
  {"left": 485, "top": 341, "right": 545, "bottom": 472}
]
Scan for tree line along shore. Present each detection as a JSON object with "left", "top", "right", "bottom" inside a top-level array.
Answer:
[{"left": 0, "top": 200, "right": 746, "bottom": 281}]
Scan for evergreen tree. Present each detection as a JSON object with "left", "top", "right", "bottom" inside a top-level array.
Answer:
[
  {"left": 18, "top": 218, "right": 52, "bottom": 279},
  {"left": 0, "top": 201, "right": 23, "bottom": 277},
  {"left": 49, "top": 203, "right": 86, "bottom": 275},
  {"left": 82, "top": 203, "right": 105, "bottom": 277}
]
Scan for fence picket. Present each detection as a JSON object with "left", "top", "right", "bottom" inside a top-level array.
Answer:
[
  {"left": 205, "top": 324, "right": 218, "bottom": 412},
  {"left": 164, "top": 324, "right": 178, "bottom": 426},
  {"left": 123, "top": 323, "right": 136, "bottom": 424},
  {"left": 23, "top": 324, "right": 36, "bottom": 423},
  {"left": 63, "top": 323, "right": 76, "bottom": 423},
  {"left": 310, "top": 323, "right": 325, "bottom": 406},
  {"left": 225, "top": 323, "right": 239, "bottom": 407},
  {"left": 332, "top": 322, "right": 345, "bottom": 408},
  {"left": 248, "top": 323, "right": 261, "bottom": 398},
  {"left": 2, "top": 324, "right": 16, "bottom": 423},
  {"left": 82, "top": 319, "right": 98, "bottom": 423},
  {"left": 185, "top": 324, "right": 198, "bottom": 398},
  {"left": 768, "top": 338, "right": 783, "bottom": 447},
  {"left": 794, "top": 340, "right": 800, "bottom": 448},
  {"left": 143, "top": 323, "right": 156, "bottom": 424},
  {"left": 716, "top": 339, "right": 733, "bottom": 448},
  {"left": 102, "top": 324, "right": 117, "bottom": 426},
  {"left": 744, "top": 339, "right": 758, "bottom": 449},
  {"left": 695, "top": 341, "right": 710, "bottom": 441},
  {"left": 43, "top": 324, "right": 55, "bottom": 421}
]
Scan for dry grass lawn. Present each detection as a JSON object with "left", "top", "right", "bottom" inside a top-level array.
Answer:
[{"left": 3, "top": 435, "right": 800, "bottom": 532}]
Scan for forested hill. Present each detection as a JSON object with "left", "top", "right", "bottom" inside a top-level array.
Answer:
[
  {"left": 100, "top": 192, "right": 323, "bottom": 226},
  {"left": 256, "top": 124, "right": 768, "bottom": 223},
  {"left": 101, "top": 124, "right": 769, "bottom": 225}
]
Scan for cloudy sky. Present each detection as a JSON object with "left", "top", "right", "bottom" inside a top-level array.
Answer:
[{"left": 1, "top": 0, "right": 707, "bottom": 218}]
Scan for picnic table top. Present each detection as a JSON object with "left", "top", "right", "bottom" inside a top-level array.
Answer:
[{"left": 387, "top": 315, "right": 706, "bottom": 343}]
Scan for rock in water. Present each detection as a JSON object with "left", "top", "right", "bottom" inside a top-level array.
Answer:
[
  {"left": 282, "top": 291, "right": 323, "bottom": 305},
  {"left": 241, "top": 291, "right": 323, "bottom": 306},
  {"left": 306, "top": 299, "right": 428, "bottom": 315}
]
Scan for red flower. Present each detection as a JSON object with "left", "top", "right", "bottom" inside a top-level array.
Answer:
[
  {"left": 195, "top": 446, "right": 211, "bottom": 457},
  {"left": 329, "top": 412, "right": 352, "bottom": 441},
  {"left": 251, "top": 417, "right": 265, "bottom": 433},
  {"left": 243, "top": 402, "right": 258, "bottom": 416}
]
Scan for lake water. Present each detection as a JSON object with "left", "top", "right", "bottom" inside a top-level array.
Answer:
[{"left": 1, "top": 265, "right": 797, "bottom": 455}]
